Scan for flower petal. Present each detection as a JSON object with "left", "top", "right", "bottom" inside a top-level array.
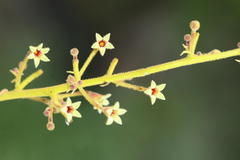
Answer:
[
  {"left": 29, "top": 46, "right": 36, "bottom": 52},
  {"left": 37, "top": 43, "right": 43, "bottom": 49},
  {"left": 106, "top": 117, "right": 114, "bottom": 125},
  {"left": 72, "top": 110, "right": 82, "bottom": 118},
  {"left": 97, "top": 108, "right": 102, "bottom": 114},
  {"left": 150, "top": 96, "right": 157, "bottom": 105},
  {"left": 34, "top": 58, "right": 40, "bottom": 68},
  {"left": 156, "top": 84, "right": 166, "bottom": 91},
  {"left": 144, "top": 88, "right": 152, "bottom": 96},
  {"left": 91, "top": 42, "right": 99, "bottom": 49},
  {"left": 99, "top": 48, "right": 106, "bottom": 56},
  {"left": 117, "top": 108, "right": 127, "bottom": 115},
  {"left": 103, "top": 33, "right": 111, "bottom": 41},
  {"left": 114, "top": 102, "right": 120, "bottom": 109},
  {"left": 72, "top": 101, "right": 81, "bottom": 109},
  {"left": 40, "top": 54, "right": 50, "bottom": 62},
  {"left": 41, "top": 48, "right": 50, "bottom": 54},
  {"left": 105, "top": 42, "right": 114, "bottom": 49},
  {"left": 66, "top": 98, "right": 72, "bottom": 106},
  {"left": 61, "top": 106, "right": 67, "bottom": 113},
  {"left": 235, "top": 59, "right": 240, "bottom": 62},
  {"left": 151, "top": 80, "right": 157, "bottom": 88},
  {"left": 101, "top": 99, "right": 110, "bottom": 106},
  {"left": 156, "top": 92, "right": 166, "bottom": 100},
  {"left": 66, "top": 115, "right": 73, "bottom": 125},
  {"left": 96, "top": 33, "right": 102, "bottom": 42},
  {"left": 113, "top": 116, "right": 122, "bottom": 125},
  {"left": 104, "top": 94, "right": 111, "bottom": 99},
  {"left": 28, "top": 53, "right": 35, "bottom": 59}
]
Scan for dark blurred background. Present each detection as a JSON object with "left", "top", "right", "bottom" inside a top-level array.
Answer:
[{"left": 0, "top": 0, "right": 239, "bottom": 160}]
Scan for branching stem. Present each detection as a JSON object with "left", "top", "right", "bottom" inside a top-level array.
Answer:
[{"left": 1, "top": 48, "right": 239, "bottom": 102}]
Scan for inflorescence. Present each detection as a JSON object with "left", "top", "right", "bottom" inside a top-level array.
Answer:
[{"left": 0, "top": 20, "right": 239, "bottom": 131}]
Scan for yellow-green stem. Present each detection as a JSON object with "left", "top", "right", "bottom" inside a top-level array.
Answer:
[
  {"left": 77, "top": 87, "right": 101, "bottom": 109},
  {"left": 15, "top": 55, "right": 29, "bottom": 88},
  {"left": 115, "top": 81, "right": 146, "bottom": 92},
  {"left": 189, "top": 32, "right": 200, "bottom": 55},
  {"left": 107, "top": 58, "right": 118, "bottom": 75},
  {"left": 29, "top": 97, "right": 49, "bottom": 105},
  {"left": 1, "top": 48, "right": 240, "bottom": 102},
  {"left": 72, "top": 59, "right": 80, "bottom": 81},
  {"left": 78, "top": 49, "right": 98, "bottom": 79},
  {"left": 72, "top": 49, "right": 100, "bottom": 109},
  {"left": 17, "top": 69, "right": 43, "bottom": 90}
]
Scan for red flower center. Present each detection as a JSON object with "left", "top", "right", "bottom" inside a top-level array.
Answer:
[
  {"left": 34, "top": 50, "right": 42, "bottom": 57},
  {"left": 67, "top": 106, "right": 73, "bottom": 113},
  {"left": 151, "top": 88, "right": 158, "bottom": 95},
  {"left": 111, "top": 110, "right": 117, "bottom": 116},
  {"left": 99, "top": 40, "right": 106, "bottom": 47}
]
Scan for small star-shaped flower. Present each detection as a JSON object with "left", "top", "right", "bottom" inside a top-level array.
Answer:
[
  {"left": 28, "top": 43, "right": 50, "bottom": 68},
  {"left": 104, "top": 102, "right": 127, "bottom": 125},
  {"left": 144, "top": 80, "right": 166, "bottom": 105},
  {"left": 61, "top": 98, "right": 82, "bottom": 125},
  {"left": 91, "top": 33, "right": 114, "bottom": 56}
]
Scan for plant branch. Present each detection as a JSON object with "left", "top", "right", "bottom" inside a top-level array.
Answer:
[
  {"left": 78, "top": 49, "right": 98, "bottom": 79},
  {"left": 0, "top": 48, "right": 240, "bottom": 102},
  {"left": 15, "top": 53, "right": 29, "bottom": 88},
  {"left": 18, "top": 69, "right": 43, "bottom": 90}
]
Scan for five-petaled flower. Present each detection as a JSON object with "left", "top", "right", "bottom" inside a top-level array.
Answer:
[
  {"left": 103, "top": 102, "right": 127, "bottom": 125},
  {"left": 28, "top": 43, "right": 50, "bottom": 68},
  {"left": 91, "top": 33, "right": 114, "bottom": 56},
  {"left": 61, "top": 98, "right": 82, "bottom": 125},
  {"left": 144, "top": 80, "right": 166, "bottom": 105}
]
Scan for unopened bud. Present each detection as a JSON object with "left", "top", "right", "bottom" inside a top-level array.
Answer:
[
  {"left": 46, "top": 122, "right": 55, "bottom": 131},
  {"left": 184, "top": 34, "right": 191, "bottom": 42},
  {"left": 210, "top": 49, "right": 221, "bottom": 54},
  {"left": 70, "top": 48, "right": 79, "bottom": 57},
  {"left": 190, "top": 20, "right": 200, "bottom": 32},
  {"left": 0, "top": 89, "right": 8, "bottom": 95},
  {"left": 196, "top": 51, "right": 202, "bottom": 55},
  {"left": 43, "top": 107, "right": 51, "bottom": 117},
  {"left": 237, "top": 42, "right": 240, "bottom": 48}
]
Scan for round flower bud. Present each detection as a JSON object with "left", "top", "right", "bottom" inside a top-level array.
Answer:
[
  {"left": 0, "top": 89, "right": 8, "bottom": 95},
  {"left": 210, "top": 49, "right": 221, "bottom": 54},
  {"left": 190, "top": 20, "right": 200, "bottom": 32},
  {"left": 184, "top": 34, "right": 191, "bottom": 42},
  {"left": 70, "top": 48, "right": 79, "bottom": 57},
  {"left": 43, "top": 107, "right": 51, "bottom": 117},
  {"left": 196, "top": 51, "right": 202, "bottom": 55},
  {"left": 237, "top": 42, "right": 240, "bottom": 48},
  {"left": 46, "top": 122, "right": 55, "bottom": 131}
]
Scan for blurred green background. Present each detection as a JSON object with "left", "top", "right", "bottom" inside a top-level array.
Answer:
[{"left": 0, "top": 0, "right": 240, "bottom": 160}]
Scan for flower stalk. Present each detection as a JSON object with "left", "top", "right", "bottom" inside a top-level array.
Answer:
[
  {"left": 0, "top": 47, "right": 240, "bottom": 102},
  {"left": 0, "top": 20, "right": 239, "bottom": 130}
]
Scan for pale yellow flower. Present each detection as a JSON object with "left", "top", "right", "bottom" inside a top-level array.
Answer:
[
  {"left": 144, "top": 80, "right": 166, "bottom": 105},
  {"left": 61, "top": 98, "right": 81, "bottom": 125},
  {"left": 28, "top": 43, "right": 50, "bottom": 68},
  {"left": 91, "top": 33, "right": 114, "bottom": 56},
  {"left": 104, "top": 102, "right": 127, "bottom": 125}
]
